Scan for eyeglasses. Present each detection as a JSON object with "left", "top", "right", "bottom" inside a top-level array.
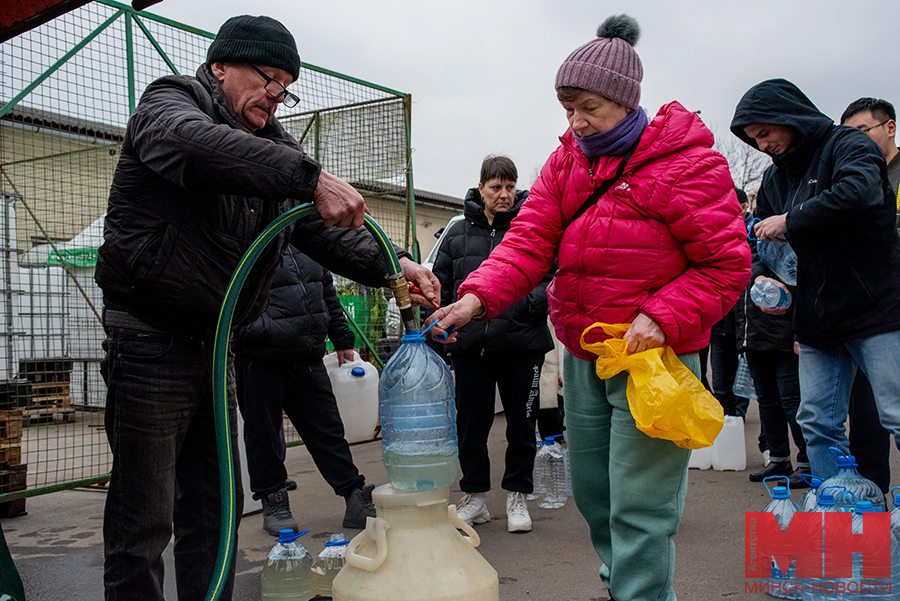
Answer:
[
  {"left": 857, "top": 120, "right": 888, "bottom": 136},
  {"left": 250, "top": 65, "right": 300, "bottom": 108}
]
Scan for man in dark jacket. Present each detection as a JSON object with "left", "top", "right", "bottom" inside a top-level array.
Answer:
[
  {"left": 234, "top": 246, "right": 375, "bottom": 536},
  {"left": 731, "top": 78, "right": 900, "bottom": 480},
  {"left": 432, "top": 156, "right": 554, "bottom": 534},
  {"left": 96, "top": 15, "right": 437, "bottom": 601}
]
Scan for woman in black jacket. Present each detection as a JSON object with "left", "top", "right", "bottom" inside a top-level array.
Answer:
[
  {"left": 432, "top": 156, "right": 554, "bottom": 533},
  {"left": 233, "top": 245, "right": 375, "bottom": 536}
]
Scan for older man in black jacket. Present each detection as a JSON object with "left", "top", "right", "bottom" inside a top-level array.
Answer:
[
  {"left": 96, "top": 15, "right": 437, "bottom": 601},
  {"left": 731, "top": 78, "right": 900, "bottom": 482}
]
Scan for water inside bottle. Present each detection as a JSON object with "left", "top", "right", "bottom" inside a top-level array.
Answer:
[{"left": 382, "top": 448, "right": 459, "bottom": 490}]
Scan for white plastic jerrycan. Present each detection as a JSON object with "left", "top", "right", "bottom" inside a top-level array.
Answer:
[
  {"left": 688, "top": 445, "right": 712, "bottom": 470},
  {"left": 323, "top": 351, "right": 379, "bottom": 443},
  {"left": 711, "top": 415, "right": 746, "bottom": 471},
  {"left": 332, "top": 484, "right": 499, "bottom": 601}
]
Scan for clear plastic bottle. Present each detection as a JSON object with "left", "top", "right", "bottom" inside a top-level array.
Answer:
[
  {"left": 762, "top": 477, "right": 802, "bottom": 600},
  {"left": 798, "top": 474, "right": 824, "bottom": 512},
  {"left": 261, "top": 528, "right": 313, "bottom": 601},
  {"left": 818, "top": 447, "right": 886, "bottom": 511},
  {"left": 732, "top": 354, "right": 757, "bottom": 399},
  {"left": 750, "top": 279, "right": 792, "bottom": 310},
  {"left": 528, "top": 431, "right": 541, "bottom": 500},
  {"left": 311, "top": 533, "right": 350, "bottom": 599},
  {"left": 800, "top": 486, "right": 848, "bottom": 601},
  {"left": 534, "top": 436, "right": 569, "bottom": 509},
  {"left": 757, "top": 240, "right": 798, "bottom": 286},
  {"left": 379, "top": 329, "right": 458, "bottom": 491},
  {"left": 891, "top": 486, "right": 900, "bottom": 542}
]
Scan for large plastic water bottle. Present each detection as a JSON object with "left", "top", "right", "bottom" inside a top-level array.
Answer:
[
  {"left": 261, "top": 528, "right": 313, "bottom": 601},
  {"left": 862, "top": 497, "right": 900, "bottom": 600},
  {"left": 798, "top": 475, "right": 825, "bottom": 512},
  {"left": 379, "top": 329, "right": 458, "bottom": 491},
  {"left": 800, "top": 486, "right": 848, "bottom": 601},
  {"left": 311, "top": 533, "right": 349, "bottom": 598},
  {"left": 818, "top": 447, "right": 886, "bottom": 511},
  {"left": 762, "top": 477, "right": 803, "bottom": 600},
  {"left": 750, "top": 279, "right": 792, "bottom": 310},
  {"left": 891, "top": 487, "right": 900, "bottom": 542},
  {"left": 534, "top": 436, "right": 569, "bottom": 509},
  {"left": 757, "top": 240, "right": 798, "bottom": 286}
]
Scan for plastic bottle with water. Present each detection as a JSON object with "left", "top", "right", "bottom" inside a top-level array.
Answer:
[
  {"left": 891, "top": 487, "right": 900, "bottom": 542},
  {"left": 762, "top": 476, "right": 803, "bottom": 600},
  {"left": 733, "top": 354, "right": 757, "bottom": 399},
  {"left": 750, "top": 280, "right": 792, "bottom": 310},
  {"left": 534, "top": 435, "right": 569, "bottom": 509},
  {"left": 800, "top": 486, "right": 848, "bottom": 601},
  {"left": 311, "top": 533, "right": 350, "bottom": 599},
  {"left": 757, "top": 240, "right": 798, "bottom": 286},
  {"left": 379, "top": 328, "right": 458, "bottom": 491},
  {"left": 261, "top": 528, "right": 313, "bottom": 601},
  {"left": 841, "top": 494, "right": 900, "bottom": 601},
  {"left": 798, "top": 474, "right": 825, "bottom": 512},
  {"left": 818, "top": 447, "right": 886, "bottom": 511}
]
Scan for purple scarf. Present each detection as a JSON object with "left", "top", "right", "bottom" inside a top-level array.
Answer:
[{"left": 575, "top": 107, "right": 648, "bottom": 159}]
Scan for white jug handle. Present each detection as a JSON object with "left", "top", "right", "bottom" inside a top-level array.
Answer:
[
  {"left": 345, "top": 516, "right": 390, "bottom": 572},
  {"left": 448, "top": 504, "right": 480, "bottom": 548}
]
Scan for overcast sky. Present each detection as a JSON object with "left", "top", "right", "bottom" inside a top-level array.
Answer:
[{"left": 150, "top": 0, "right": 900, "bottom": 198}]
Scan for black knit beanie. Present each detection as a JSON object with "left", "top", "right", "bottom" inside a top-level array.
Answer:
[{"left": 207, "top": 15, "right": 301, "bottom": 82}]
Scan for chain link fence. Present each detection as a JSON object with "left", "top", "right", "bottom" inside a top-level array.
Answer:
[{"left": 0, "top": 0, "right": 415, "bottom": 507}]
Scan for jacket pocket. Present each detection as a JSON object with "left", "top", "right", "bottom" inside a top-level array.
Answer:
[{"left": 130, "top": 224, "right": 180, "bottom": 293}]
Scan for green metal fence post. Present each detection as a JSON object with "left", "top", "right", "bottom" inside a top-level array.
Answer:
[{"left": 125, "top": 11, "right": 135, "bottom": 114}]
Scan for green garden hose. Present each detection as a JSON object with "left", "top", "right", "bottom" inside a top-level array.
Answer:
[{"left": 206, "top": 203, "right": 405, "bottom": 601}]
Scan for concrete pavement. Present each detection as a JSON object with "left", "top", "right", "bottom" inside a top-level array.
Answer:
[{"left": 3, "top": 402, "right": 898, "bottom": 600}]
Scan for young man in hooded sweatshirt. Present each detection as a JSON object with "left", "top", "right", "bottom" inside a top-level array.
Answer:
[{"left": 731, "top": 78, "right": 900, "bottom": 480}]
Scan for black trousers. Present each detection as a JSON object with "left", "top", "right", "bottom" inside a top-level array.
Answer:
[
  {"left": 235, "top": 355, "right": 365, "bottom": 500},
  {"left": 453, "top": 352, "right": 543, "bottom": 494},
  {"left": 849, "top": 372, "right": 892, "bottom": 493}
]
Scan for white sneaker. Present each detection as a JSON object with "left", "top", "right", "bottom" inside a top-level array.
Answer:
[
  {"left": 456, "top": 492, "right": 490, "bottom": 526},
  {"left": 506, "top": 491, "right": 532, "bottom": 533}
]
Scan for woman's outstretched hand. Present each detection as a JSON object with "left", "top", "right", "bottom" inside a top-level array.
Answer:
[{"left": 423, "top": 293, "right": 484, "bottom": 343}]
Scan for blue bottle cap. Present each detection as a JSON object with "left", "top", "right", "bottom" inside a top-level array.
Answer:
[
  {"left": 855, "top": 501, "right": 873, "bottom": 513},
  {"left": 325, "top": 538, "right": 351, "bottom": 547},
  {"left": 351, "top": 367, "right": 365, "bottom": 377},
  {"left": 401, "top": 329, "right": 426, "bottom": 343},
  {"left": 771, "top": 486, "right": 790, "bottom": 499},
  {"left": 277, "top": 528, "right": 309, "bottom": 543},
  {"left": 836, "top": 455, "right": 858, "bottom": 468},
  {"left": 818, "top": 493, "right": 835, "bottom": 505}
]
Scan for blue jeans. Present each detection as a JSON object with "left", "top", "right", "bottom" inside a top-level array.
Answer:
[
  {"left": 797, "top": 331, "right": 900, "bottom": 479},
  {"left": 102, "top": 325, "right": 242, "bottom": 601}
]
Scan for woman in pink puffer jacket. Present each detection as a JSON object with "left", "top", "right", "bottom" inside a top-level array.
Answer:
[{"left": 427, "top": 14, "right": 749, "bottom": 601}]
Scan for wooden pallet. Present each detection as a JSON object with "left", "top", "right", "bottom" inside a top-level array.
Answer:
[
  {"left": 22, "top": 406, "right": 75, "bottom": 426},
  {"left": 0, "top": 444, "right": 20, "bottom": 466},
  {"left": 0, "top": 409, "right": 23, "bottom": 439},
  {"left": 29, "top": 382, "right": 71, "bottom": 408}
]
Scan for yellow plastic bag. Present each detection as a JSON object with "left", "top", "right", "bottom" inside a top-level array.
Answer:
[{"left": 580, "top": 322, "right": 724, "bottom": 449}]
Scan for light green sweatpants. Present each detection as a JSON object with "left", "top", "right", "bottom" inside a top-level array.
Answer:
[{"left": 564, "top": 352, "right": 699, "bottom": 601}]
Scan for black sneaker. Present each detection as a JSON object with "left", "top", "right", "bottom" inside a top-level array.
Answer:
[
  {"left": 749, "top": 460, "right": 793, "bottom": 483},
  {"left": 261, "top": 488, "right": 299, "bottom": 537},
  {"left": 343, "top": 484, "right": 376, "bottom": 529}
]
